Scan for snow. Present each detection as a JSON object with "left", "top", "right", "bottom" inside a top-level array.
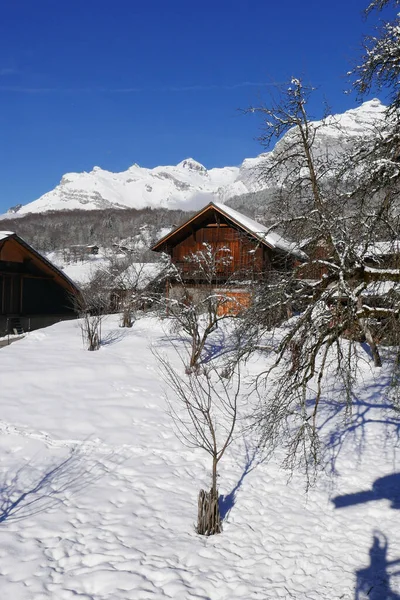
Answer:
[
  {"left": 322, "top": 98, "right": 387, "bottom": 136},
  {"left": 116, "top": 262, "right": 164, "bottom": 289},
  {"left": 0, "top": 315, "right": 400, "bottom": 598},
  {"left": 46, "top": 251, "right": 111, "bottom": 285},
  {"left": 0, "top": 230, "right": 14, "bottom": 240},
  {"left": 365, "top": 266, "right": 400, "bottom": 275},
  {"left": 363, "top": 280, "right": 400, "bottom": 296},
  {"left": 364, "top": 240, "right": 400, "bottom": 257},
  {"left": 15, "top": 159, "right": 244, "bottom": 215},
  {"left": 45, "top": 250, "right": 164, "bottom": 288},
  {"left": 242, "top": 99, "right": 389, "bottom": 192}
]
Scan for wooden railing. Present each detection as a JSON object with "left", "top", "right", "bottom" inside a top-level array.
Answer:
[{"left": 173, "top": 261, "right": 266, "bottom": 282}]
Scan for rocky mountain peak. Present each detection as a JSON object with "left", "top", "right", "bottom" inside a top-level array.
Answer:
[{"left": 177, "top": 158, "right": 207, "bottom": 173}]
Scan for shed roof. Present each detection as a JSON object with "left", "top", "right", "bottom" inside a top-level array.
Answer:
[
  {"left": 0, "top": 232, "right": 80, "bottom": 293},
  {"left": 212, "top": 203, "right": 303, "bottom": 255},
  {"left": 151, "top": 202, "right": 305, "bottom": 259},
  {"left": 0, "top": 231, "right": 14, "bottom": 242}
]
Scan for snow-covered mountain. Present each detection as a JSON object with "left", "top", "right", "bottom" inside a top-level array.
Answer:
[
  {"left": 15, "top": 159, "right": 248, "bottom": 215},
  {"left": 239, "top": 97, "right": 388, "bottom": 187},
  {"left": 14, "top": 99, "right": 387, "bottom": 215}
]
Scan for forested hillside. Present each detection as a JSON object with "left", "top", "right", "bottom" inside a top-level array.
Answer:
[{"left": 0, "top": 207, "right": 195, "bottom": 258}]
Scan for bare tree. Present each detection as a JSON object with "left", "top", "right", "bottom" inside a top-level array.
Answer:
[
  {"left": 241, "top": 78, "right": 400, "bottom": 480},
  {"left": 73, "top": 270, "right": 110, "bottom": 350},
  {"left": 77, "top": 253, "right": 155, "bottom": 335},
  {"left": 162, "top": 243, "right": 245, "bottom": 370},
  {"left": 106, "top": 255, "right": 147, "bottom": 328},
  {"left": 365, "top": 0, "right": 399, "bottom": 11},
  {"left": 157, "top": 353, "right": 241, "bottom": 535},
  {"left": 353, "top": 0, "right": 400, "bottom": 110},
  {"left": 0, "top": 206, "right": 193, "bottom": 258}
]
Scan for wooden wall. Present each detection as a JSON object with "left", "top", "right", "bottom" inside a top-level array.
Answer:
[
  {"left": 0, "top": 238, "right": 76, "bottom": 316},
  {"left": 170, "top": 224, "right": 268, "bottom": 277}
]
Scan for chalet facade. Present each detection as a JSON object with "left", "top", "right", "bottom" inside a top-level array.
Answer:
[
  {"left": 0, "top": 232, "right": 80, "bottom": 336},
  {"left": 151, "top": 202, "right": 303, "bottom": 312}
]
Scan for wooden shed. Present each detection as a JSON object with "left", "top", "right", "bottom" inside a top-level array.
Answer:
[{"left": 0, "top": 231, "right": 80, "bottom": 335}]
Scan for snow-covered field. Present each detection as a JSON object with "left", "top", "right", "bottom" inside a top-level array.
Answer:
[
  {"left": 44, "top": 251, "right": 110, "bottom": 286},
  {"left": 45, "top": 250, "right": 163, "bottom": 288},
  {"left": 1, "top": 315, "right": 399, "bottom": 599}
]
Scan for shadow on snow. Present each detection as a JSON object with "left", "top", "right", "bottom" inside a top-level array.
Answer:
[
  {"left": 333, "top": 474, "right": 400, "bottom": 598},
  {"left": 0, "top": 448, "right": 108, "bottom": 523},
  {"left": 219, "top": 441, "right": 265, "bottom": 521},
  {"left": 315, "top": 374, "right": 400, "bottom": 475},
  {"left": 333, "top": 473, "right": 400, "bottom": 510},
  {"left": 100, "top": 328, "right": 129, "bottom": 346},
  {"left": 354, "top": 532, "right": 400, "bottom": 600}
]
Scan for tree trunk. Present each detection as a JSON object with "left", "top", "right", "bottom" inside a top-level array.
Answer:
[
  {"left": 196, "top": 488, "right": 222, "bottom": 536},
  {"left": 357, "top": 297, "right": 382, "bottom": 367},
  {"left": 196, "top": 457, "right": 222, "bottom": 535},
  {"left": 121, "top": 308, "right": 133, "bottom": 328},
  {"left": 190, "top": 335, "right": 205, "bottom": 369}
]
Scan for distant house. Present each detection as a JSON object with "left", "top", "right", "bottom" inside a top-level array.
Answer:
[
  {"left": 151, "top": 202, "right": 304, "bottom": 313},
  {"left": 0, "top": 231, "right": 80, "bottom": 335},
  {"left": 69, "top": 244, "right": 99, "bottom": 261},
  {"left": 300, "top": 238, "right": 400, "bottom": 286}
]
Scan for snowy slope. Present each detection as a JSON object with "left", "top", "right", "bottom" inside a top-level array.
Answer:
[
  {"left": 0, "top": 316, "right": 399, "bottom": 599},
  {"left": 44, "top": 249, "right": 165, "bottom": 287},
  {"left": 14, "top": 100, "right": 387, "bottom": 216},
  {"left": 44, "top": 251, "right": 111, "bottom": 285}
]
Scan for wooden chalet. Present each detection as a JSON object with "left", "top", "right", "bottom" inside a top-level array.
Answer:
[
  {"left": 0, "top": 231, "right": 80, "bottom": 335},
  {"left": 151, "top": 202, "right": 302, "bottom": 279},
  {"left": 151, "top": 202, "right": 303, "bottom": 313}
]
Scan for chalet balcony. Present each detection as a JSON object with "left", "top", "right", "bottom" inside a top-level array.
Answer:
[{"left": 172, "top": 261, "right": 266, "bottom": 283}]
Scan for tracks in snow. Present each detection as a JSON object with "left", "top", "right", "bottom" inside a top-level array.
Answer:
[{"left": 0, "top": 418, "right": 185, "bottom": 461}]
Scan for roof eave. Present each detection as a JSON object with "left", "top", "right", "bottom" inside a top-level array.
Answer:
[
  {"left": 151, "top": 201, "right": 277, "bottom": 252},
  {"left": 11, "top": 234, "right": 80, "bottom": 293},
  {"left": 150, "top": 202, "right": 216, "bottom": 252}
]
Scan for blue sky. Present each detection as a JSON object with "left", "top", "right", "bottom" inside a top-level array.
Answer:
[{"left": 0, "top": 0, "right": 391, "bottom": 211}]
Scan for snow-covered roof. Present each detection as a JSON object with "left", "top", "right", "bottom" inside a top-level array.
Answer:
[
  {"left": 363, "top": 280, "right": 400, "bottom": 296},
  {"left": 151, "top": 201, "right": 306, "bottom": 259},
  {"left": 213, "top": 203, "right": 306, "bottom": 258},
  {"left": 0, "top": 231, "right": 14, "bottom": 241}
]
